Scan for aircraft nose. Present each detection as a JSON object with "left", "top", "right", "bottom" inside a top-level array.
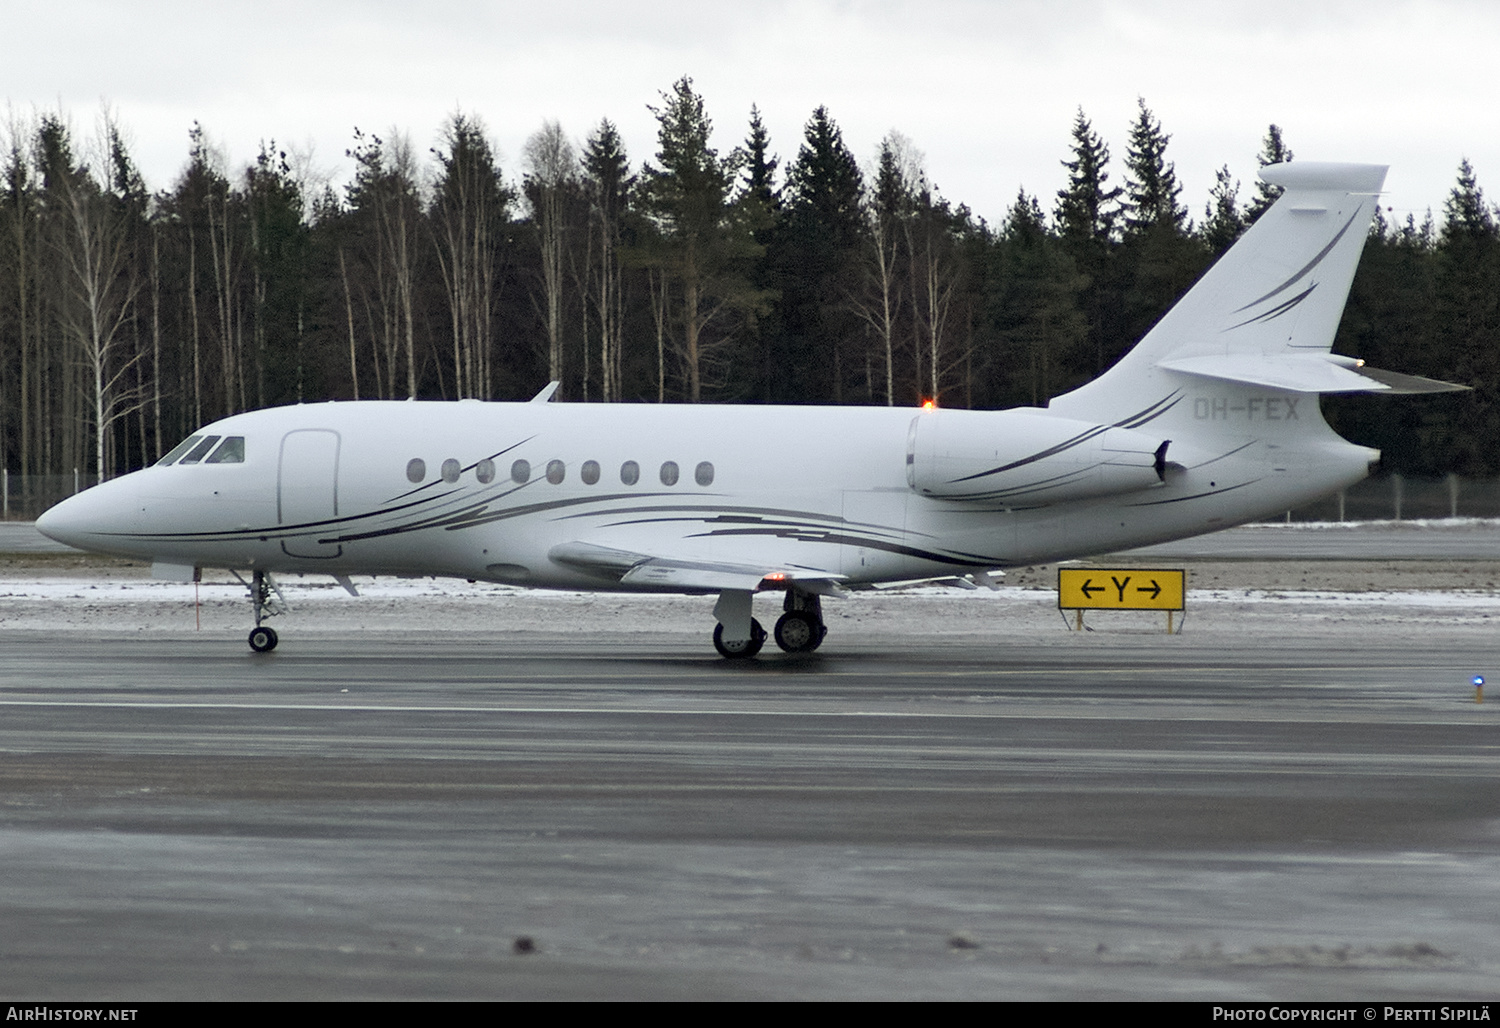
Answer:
[
  {"left": 35, "top": 480, "right": 138, "bottom": 552},
  {"left": 35, "top": 493, "right": 88, "bottom": 549}
]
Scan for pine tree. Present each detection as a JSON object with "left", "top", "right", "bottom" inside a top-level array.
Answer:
[
  {"left": 638, "top": 77, "right": 768, "bottom": 402},
  {"left": 990, "top": 189, "right": 1087, "bottom": 406},
  {"left": 1054, "top": 108, "right": 1124, "bottom": 377},
  {"left": 1432, "top": 159, "right": 1500, "bottom": 474},
  {"left": 741, "top": 105, "right": 779, "bottom": 215},
  {"left": 1201, "top": 165, "right": 1245, "bottom": 256},
  {"left": 1122, "top": 98, "right": 1186, "bottom": 236},
  {"left": 1118, "top": 100, "right": 1205, "bottom": 356},
  {"left": 776, "top": 105, "right": 866, "bottom": 401},
  {"left": 1245, "top": 124, "right": 1293, "bottom": 225},
  {"left": 1054, "top": 108, "right": 1120, "bottom": 254},
  {"left": 244, "top": 143, "right": 311, "bottom": 409}
]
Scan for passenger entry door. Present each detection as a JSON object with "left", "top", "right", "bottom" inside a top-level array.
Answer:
[{"left": 278, "top": 429, "right": 343, "bottom": 558}]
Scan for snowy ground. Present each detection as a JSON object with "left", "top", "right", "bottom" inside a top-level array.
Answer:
[
  {"left": 4, "top": 555, "right": 1500, "bottom": 646},
  {"left": 4, "top": 516, "right": 1499, "bottom": 641}
]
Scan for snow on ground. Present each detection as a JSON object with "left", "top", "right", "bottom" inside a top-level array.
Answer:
[{"left": 3, "top": 569, "right": 1499, "bottom": 643}]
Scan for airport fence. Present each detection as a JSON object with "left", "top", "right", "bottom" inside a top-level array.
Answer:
[
  {"left": 1, "top": 468, "right": 1497, "bottom": 523},
  {"left": 1277, "top": 474, "right": 1500, "bottom": 522},
  {"left": 2, "top": 471, "right": 102, "bottom": 521}
]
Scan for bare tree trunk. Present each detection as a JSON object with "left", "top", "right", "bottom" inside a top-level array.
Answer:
[
  {"left": 339, "top": 248, "right": 360, "bottom": 400},
  {"left": 151, "top": 224, "right": 161, "bottom": 459},
  {"left": 650, "top": 268, "right": 667, "bottom": 403},
  {"left": 188, "top": 230, "right": 202, "bottom": 427}
]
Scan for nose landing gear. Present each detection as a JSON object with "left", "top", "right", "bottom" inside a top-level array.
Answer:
[{"left": 233, "top": 569, "right": 286, "bottom": 653}]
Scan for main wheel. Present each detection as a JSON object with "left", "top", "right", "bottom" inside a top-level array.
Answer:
[
  {"left": 713, "top": 618, "right": 766, "bottom": 659},
  {"left": 248, "top": 626, "right": 279, "bottom": 653},
  {"left": 774, "top": 610, "right": 826, "bottom": 653}
]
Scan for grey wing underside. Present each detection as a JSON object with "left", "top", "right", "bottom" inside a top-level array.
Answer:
[{"left": 547, "top": 541, "right": 847, "bottom": 593}]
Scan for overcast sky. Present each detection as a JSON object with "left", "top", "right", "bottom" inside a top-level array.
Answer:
[{"left": 6, "top": 0, "right": 1496, "bottom": 228}]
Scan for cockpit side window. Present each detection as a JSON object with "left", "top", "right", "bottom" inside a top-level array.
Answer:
[
  {"left": 204, "top": 436, "right": 245, "bottom": 464},
  {"left": 177, "top": 435, "right": 222, "bottom": 465},
  {"left": 156, "top": 435, "right": 202, "bottom": 466}
]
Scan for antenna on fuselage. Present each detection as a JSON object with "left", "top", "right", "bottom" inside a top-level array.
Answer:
[{"left": 529, "top": 382, "right": 561, "bottom": 404}]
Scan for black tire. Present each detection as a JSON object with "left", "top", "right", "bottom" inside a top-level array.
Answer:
[
  {"left": 248, "top": 626, "right": 279, "bottom": 653},
  {"left": 713, "top": 618, "right": 765, "bottom": 659},
  {"left": 774, "top": 611, "right": 826, "bottom": 653}
]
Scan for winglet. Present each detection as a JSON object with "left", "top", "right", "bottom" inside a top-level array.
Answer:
[{"left": 529, "top": 382, "right": 561, "bottom": 404}]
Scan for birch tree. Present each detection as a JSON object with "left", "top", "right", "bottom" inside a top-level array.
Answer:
[
  {"left": 523, "top": 120, "right": 579, "bottom": 389},
  {"left": 431, "top": 113, "right": 509, "bottom": 399},
  {"left": 50, "top": 113, "right": 145, "bottom": 480}
]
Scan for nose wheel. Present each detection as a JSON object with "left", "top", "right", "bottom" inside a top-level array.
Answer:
[{"left": 233, "top": 569, "right": 287, "bottom": 653}]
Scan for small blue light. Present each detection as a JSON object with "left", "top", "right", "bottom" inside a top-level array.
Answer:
[{"left": 1473, "top": 675, "right": 1486, "bottom": 687}]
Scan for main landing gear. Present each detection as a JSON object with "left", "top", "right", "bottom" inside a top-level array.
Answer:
[
  {"left": 711, "top": 588, "right": 827, "bottom": 659},
  {"left": 713, "top": 619, "right": 766, "bottom": 658},
  {"left": 233, "top": 569, "right": 286, "bottom": 653},
  {"left": 773, "top": 591, "right": 827, "bottom": 654}
]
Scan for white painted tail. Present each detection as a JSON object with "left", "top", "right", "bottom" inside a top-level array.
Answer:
[{"left": 1049, "top": 161, "right": 1397, "bottom": 429}]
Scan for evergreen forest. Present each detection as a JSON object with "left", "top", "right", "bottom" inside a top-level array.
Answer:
[{"left": 3, "top": 81, "right": 1497, "bottom": 484}]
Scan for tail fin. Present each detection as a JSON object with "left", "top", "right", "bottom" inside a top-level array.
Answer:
[{"left": 1050, "top": 162, "right": 1457, "bottom": 423}]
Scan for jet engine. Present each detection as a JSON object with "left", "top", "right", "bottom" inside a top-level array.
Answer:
[{"left": 906, "top": 408, "right": 1170, "bottom": 504}]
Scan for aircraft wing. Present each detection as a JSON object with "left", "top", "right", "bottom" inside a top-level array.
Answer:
[{"left": 547, "top": 541, "right": 847, "bottom": 594}]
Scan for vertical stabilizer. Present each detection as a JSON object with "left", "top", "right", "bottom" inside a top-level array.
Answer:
[{"left": 1049, "top": 162, "right": 1387, "bottom": 423}]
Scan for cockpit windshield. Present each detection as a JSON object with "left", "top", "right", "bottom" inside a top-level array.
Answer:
[
  {"left": 205, "top": 436, "right": 245, "bottom": 464},
  {"left": 156, "top": 436, "right": 201, "bottom": 465},
  {"left": 155, "top": 435, "right": 246, "bottom": 466}
]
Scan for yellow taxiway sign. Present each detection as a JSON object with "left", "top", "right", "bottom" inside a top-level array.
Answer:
[{"left": 1058, "top": 568, "right": 1185, "bottom": 610}]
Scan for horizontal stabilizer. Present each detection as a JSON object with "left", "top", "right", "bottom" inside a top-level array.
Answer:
[
  {"left": 1158, "top": 354, "right": 1468, "bottom": 394},
  {"left": 1344, "top": 366, "right": 1470, "bottom": 395}
]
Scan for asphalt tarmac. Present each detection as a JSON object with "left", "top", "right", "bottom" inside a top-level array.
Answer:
[{"left": 2, "top": 618, "right": 1498, "bottom": 1000}]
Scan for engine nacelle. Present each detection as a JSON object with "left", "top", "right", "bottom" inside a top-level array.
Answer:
[{"left": 906, "top": 408, "right": 1168, "bottom": 504}]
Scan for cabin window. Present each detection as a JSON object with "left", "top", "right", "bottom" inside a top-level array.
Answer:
[
  {"left": 581, "top": 460, "right": 600, "bottom": 485},
  {"left": 546, "top": 459, "right": 566, "bottom": 485},
  {"left": 178, "top": 435, "right": 221, "bottom": 465},
  {"left": 205, "top": 436, "right": 245, "bottom": 464},
  {"left": 441, "top": 458, "right": 462, "bottom": 483},
  {"left": 406, "top": 458, "right": 426, "bottom": 483},
  {"left": 620, "top": 460, "right": 639, "bottom": 486},
  {"left": 695, "top": 461, "right": 714, "bottom": 486},
  {"left": 660, "top": 461, "right": 679, "bottom": 486},
  {"left": 511, "top": 459, "right": 531, "bottom": 484},
  {"left": 476, "top": 458, "right": 496, "bottom": 484},
  {"left": 157, "top": 435, "right": 202, "bottom": 466}
]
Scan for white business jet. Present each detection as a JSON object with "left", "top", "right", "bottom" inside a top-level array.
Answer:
[{"left": 37, "top": 162, "right": 1460, "bottom": 657}]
